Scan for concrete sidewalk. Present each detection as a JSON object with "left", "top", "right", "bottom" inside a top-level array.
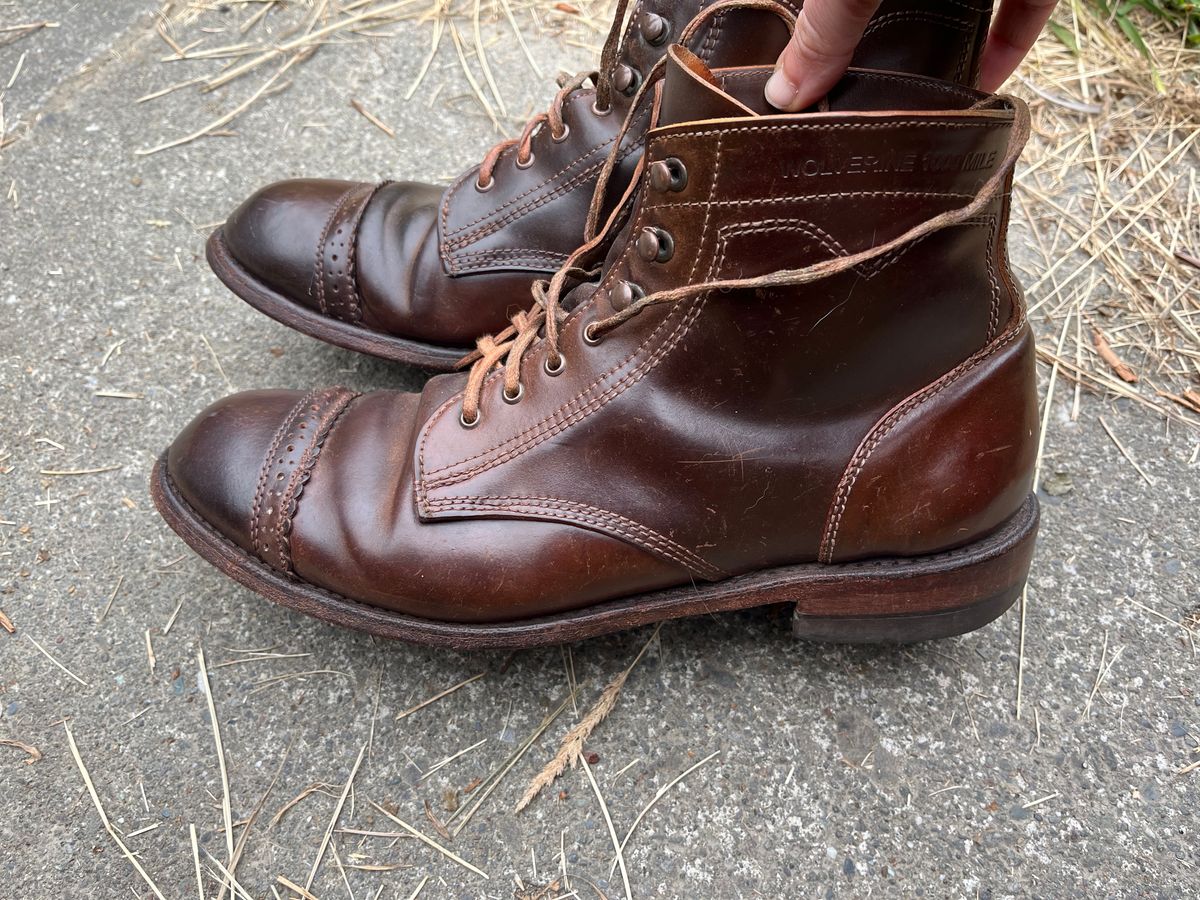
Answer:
[{"left": 1, "top": 3, "right": 1197, "bottom": 898}]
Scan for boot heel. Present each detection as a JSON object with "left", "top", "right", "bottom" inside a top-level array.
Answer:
[{"left": 791, "top": 494, "right": 1038, "bottom": 644}]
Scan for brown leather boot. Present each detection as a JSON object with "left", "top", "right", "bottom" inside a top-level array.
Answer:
[
  {"left": 155, "top": 45, "right": 1039, "bottom": 649},
  {"left": 206, "top": 0, "right": 995, "bottom": 368}
]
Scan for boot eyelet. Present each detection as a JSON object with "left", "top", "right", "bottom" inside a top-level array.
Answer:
[
  {"left": 502, "top": 383, "right": 524, "bottom": 404},
  {"left": 551, "top": 123, "right": 571, "bottom": 143},
  {"left": 649, "top": 157, "right": 688, "bottom": 193},
  {"left": 637, "top": 226, "right": 675, "bottom": 263},
  {"left": 640, "top": 12, "right": 671, "bottom": 46},
  {"left": 460, "top": 410, "right": 481, "bottom": 428},
  {"left": 544, "top": 353, "right": 566, "bottom": 376},
  {"left": 583, "top": 321, "right": 603, "bottom": 345},
  {"left": 475, "top": 176, "right": 494, "bottom": 192},
  {"left": 516, "top": 153, "right": 535, "bottom": 170},
  {"left": 610, "top": 280, "right": 645, "bottom": 311},
  {"left": 591, "top": 99, "right": 612, "bottom": 117},
  {"left": 613, "top": 64, "right": 640, "bottom": 96}
]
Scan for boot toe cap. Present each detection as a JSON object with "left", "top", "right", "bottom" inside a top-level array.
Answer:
[
  {"left": 221, "top": 179, "right": 360, "bottom": 307},
  {"left": 165, "top": 389, "right": 311, "bottom": 556}
]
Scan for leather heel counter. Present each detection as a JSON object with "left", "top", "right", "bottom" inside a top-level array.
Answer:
[{"left": 821, "top": 321, "right": 1038, "bottom": 563}]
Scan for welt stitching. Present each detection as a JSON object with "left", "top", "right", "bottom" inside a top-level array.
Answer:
[
  {"left": 820, "top": 309, "right": 1027, "bottom": 561},
  {"left": 425, "top": 495, "right": 726, "bottom": 579},
  {"left": 166, "top": 463, "right": 1019, "bottom": 630}
]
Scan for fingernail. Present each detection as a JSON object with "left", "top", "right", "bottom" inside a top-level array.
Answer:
[{"left": 765, "top": 68, "right": 800, "bottom": 111}]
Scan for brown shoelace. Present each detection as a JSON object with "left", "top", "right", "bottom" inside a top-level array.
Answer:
[{"left": 475, "top": 0, "right": 634, "bottom": 191}]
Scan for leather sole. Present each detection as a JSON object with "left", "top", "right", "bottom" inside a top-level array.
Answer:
[
  {"left": 151, "top": 455, "right": 1038, "bottom": 650},
  {"left": 206, "top": 228, "right": 471, "bottom": 371}
]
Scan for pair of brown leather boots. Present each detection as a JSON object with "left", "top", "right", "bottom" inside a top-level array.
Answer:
[{"left": 152, "top": 0, "right": 1040, "bottom": 650}]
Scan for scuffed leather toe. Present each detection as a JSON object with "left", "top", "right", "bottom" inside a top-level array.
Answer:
[
  {"left": 166, "top": 390, "right": 312, "bottom": 556},
  {"left": 222, "top": 179, "right": 360, "bottom": 307}
]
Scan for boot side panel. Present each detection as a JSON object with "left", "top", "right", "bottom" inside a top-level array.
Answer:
[{"left": 820, "top": 319, "right": 1038, "bottom": 563}]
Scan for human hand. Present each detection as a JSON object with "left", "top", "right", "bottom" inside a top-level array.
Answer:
[{"left": 765, "top": 0, "right": 1060, "bottom": 111}]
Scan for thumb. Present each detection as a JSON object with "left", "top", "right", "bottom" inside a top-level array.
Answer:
[{"left": 766, "top": 0, "right": 883, "bottom": 111}]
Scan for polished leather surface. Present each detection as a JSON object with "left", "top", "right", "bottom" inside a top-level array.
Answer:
[
  {"left": 166, "top": 52, "right": 1037, "bottom": 624},
  {"left": 218, "top": 0, "right": 995, "bottom": 350}
]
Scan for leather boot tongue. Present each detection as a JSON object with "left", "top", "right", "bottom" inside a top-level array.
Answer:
[{"left": 656, "top": 45, "right": 758, "bottom": 127}]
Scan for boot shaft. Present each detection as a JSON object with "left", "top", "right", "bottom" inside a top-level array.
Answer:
[
  {"left": 417, "top": 55, "right": 1036, "bottom": 576},
  {"left": 592, "top": 60, "right": 1023, "bottom": 406}
]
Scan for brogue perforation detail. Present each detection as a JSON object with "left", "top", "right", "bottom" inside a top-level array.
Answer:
[
  {"left": 250, "top": 388, "right": 359, "bottom": 574},
  {"left": 318, "top": 183, "right": 382, "bottom": 324}
]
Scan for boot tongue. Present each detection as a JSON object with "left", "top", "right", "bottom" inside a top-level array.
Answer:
[{"left": 656, "top": 45, "right": 758, "bottom": 128}]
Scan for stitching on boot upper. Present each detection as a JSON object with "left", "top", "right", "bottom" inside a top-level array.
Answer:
[
  {"left": 819, "top": 305, "right": 1027, "bottom": 562},
  {"left": 424, "top": 495, "right": 728, "bottom": 580}
]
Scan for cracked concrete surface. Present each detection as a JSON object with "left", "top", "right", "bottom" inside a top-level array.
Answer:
[{"left": 1, "top": 3, "right": 1198, "bottom": 898}]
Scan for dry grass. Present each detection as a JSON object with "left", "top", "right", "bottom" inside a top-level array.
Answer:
[
  {"left": 516, "top": 624, "right": 661, "bottom": 812},
  {"left": 1010, "top": 3, "right": 1200, "bottom": 425},
  {"left": 139, "top": 0, "right": 612, "bottom": 154}
]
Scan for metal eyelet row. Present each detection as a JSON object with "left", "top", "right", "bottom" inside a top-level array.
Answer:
[{"left": 461, "top": 321, "right": 612, "bottom": 426}]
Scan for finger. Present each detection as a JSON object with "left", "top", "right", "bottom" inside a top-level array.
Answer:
[
  {"left": 978, "top": 0, "right": 1059, "bottom": 91},
  {"left": 765, "top": 0, "right": 884, "bottom": 111}
]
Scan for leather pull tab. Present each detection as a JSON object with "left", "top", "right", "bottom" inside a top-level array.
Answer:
[{"left": 658, "top": 44, "right": 758, "bottom": 127}]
